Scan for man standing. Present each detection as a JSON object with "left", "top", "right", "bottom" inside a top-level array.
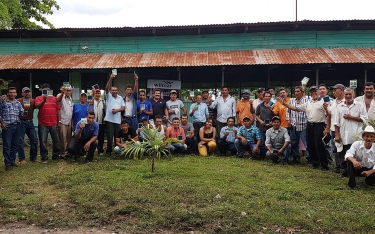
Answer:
[
  {"left": 252, "top": 88, "right": 265, "bottom": 111},
  {"left": 286, "top": 86, "right": 309, "bottom": 164},
  {"left": 123, "top": 75, "right": 139, "bottom": 130},
  {"left": 166, "top": 117, "right": 187, "bottom": 153},
  {"left": 218, "top": 117, "right": 238, "bottom": 156},
  {"left": 273, "top": 88, "right": 291, "bottom": 128},
  {"left": 236, "top": 89, "right": 254, "bottom": 126},
  {"left": 202, "top": 90, "right": 217, "bottom": 121},
  {"left": 355, "top": 82, "right": 375, "bottom": 122},
  {"left": 334, "top": 88, "right": 367, "bottom": 176},
  {"left": 137, "top": 90, "right": 153, "bottom": 123},
  {"left": 166, "top": 90, "right": 186, "bottom": 125},
  {"left": 235, "top": 116, "right": 261, "bottom": 158},
  {"left": 67, "top": 112, "right": 98, "bottom": 162},
  {"left": 93, "top": 89, "right": 106, "bottom": 156},
  {"left": 56, "top": 85, "right": 73, "bottom": 158},
  {"left": 209, "top": 86, "right": 236, "bottom": 132},
  {"left": 345, "top": 126, "right": 375, "bottom": 189},
  {"left": 180, "top": 114, "right": 198, "bottom": 154},
  {"left": 267, "top": 87, "right": 278, "bottom": 103},
  {"left": 149, "top": 89, "right": 168, "bottom": 124},
  {"left": 17, "top": 87, "right": 39, "bottom": 163},
  {"left": 72, "top": 93, "right": 93, "bottom": 131},
  {"left": 189, "top": 94, "right": 209, "bottom": 141},
  {"left": 104, "top": 74, "right": 125, "bottom": 155},
  {"left": 35, "top": 83, "right": 61, "bottom": 163},
  {"left": 0, "top": 87, "right": 24, "bottom": 170},
  {"left": 265, "top": 116, "right": 290, "bottom": 164},
  {"left": 281, "top": 86, "right": 330, "bottom": 170}
]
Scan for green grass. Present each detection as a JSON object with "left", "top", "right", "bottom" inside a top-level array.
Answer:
[{"left": 0, "top": 154, "right": 374, "bottom": 233}]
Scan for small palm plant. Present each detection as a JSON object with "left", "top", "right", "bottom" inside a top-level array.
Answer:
[{"left": 123, "top": 125, "right": 175, "bottom": 172}]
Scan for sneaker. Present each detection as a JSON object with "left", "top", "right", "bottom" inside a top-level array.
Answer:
[
  {"left": 334, "top": 168, "right": 341, "bottom": 173},
  {"left": 19, "top": 160, "right": 27, "bottom": 164},
  {"left": 30, "top": 159, "right": 41, "bottom": 163},
  {"left": 5, "top": 165, "right": 13, "bottom": 171},
  {"left": 99, "top": 152, "right": 104, "bottom": 156},
  {"left": 41, "top": 160, "right": 48, "bottom": 164},
  {"left": 12, "top": 163, "right": 19, "bottom": 167}
]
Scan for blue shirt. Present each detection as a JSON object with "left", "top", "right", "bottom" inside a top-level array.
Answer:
[
  {"left": 220, "top": 126, "right": 238, "bottom": 143},
  {"left": 0, "top": 99, "right": 24, "bottom": 125},
  {"left": 73, "top": 103, "right": 94, "bottom": 128},
  {"left": 104, "top": 93, "right": 125, "bottom": 124},
  {"left": 75, "top": 120, "right": 99, "bottom": 140},
  {"left": 137, "top": 100, "right": 153, "bottom": 122},
  {"left": 190, "top": 102, "right": 209, "bottom": 123},
  {"left": 237, "top": 125, "right": 261, "bottom": 144}
]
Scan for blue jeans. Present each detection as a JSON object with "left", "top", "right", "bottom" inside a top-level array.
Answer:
[
  {"left": 17, "top": 120, "right": 38, "bottom": 161},
  {"left": 289, "top": 127, "right": 308, "bottom": 162},
  {"left": 169, "top": 143, "right": 187, "bottom": 153},
  {"left": 234, "top": 139, "right": 259, "bottom": 157},
  {"left": 266, "top": 147, "right": 290, "bottom": 162},
  {"left": 38, "top": 124, "right": 60, "bottom": 161},
  {"left": 217, "top": 139, "right": 236, "bottom": 155},
  {"left": 2, "top": 124, "right": 21, "bottom": 166},
  {"left": 331, "top": 131, "right": 340, "bottom": 169},
  {"left": 259, "top": 130, "right": 267, "bottom": 155}
]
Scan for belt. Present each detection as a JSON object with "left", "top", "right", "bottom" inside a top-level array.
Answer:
[
  {"left": 20, "top": 119, "right": 33, "bottom": 122},
  {"left": 7, "top": 122, "right": 19, "bottom": 125},
  {"left": 124, "top": 115, "right": 136, "bottom": 119},
  {"left": 307, "top": 122, "right": 325, "bottom": 126}
]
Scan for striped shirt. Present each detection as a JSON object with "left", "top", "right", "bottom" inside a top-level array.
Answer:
[
  {"left": 286, "top": 97, "right": 309, "bottom": 131},
  {"left": 0, "top": 99, "right": 24, "bottom": 125},
  {"left": 237, "top": 125, "right": 261, "bottom": 144}
]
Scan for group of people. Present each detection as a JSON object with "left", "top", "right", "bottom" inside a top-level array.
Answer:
[{"left": 1, "top": 73, "right": 375, "bottom": 189}]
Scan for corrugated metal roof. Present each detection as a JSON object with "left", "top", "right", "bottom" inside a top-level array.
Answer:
[{"left": 1, "top": 48, "right": 375, "bottom": 69}]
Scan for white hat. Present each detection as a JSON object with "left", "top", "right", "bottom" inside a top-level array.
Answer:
[
  {"left": 359, "top": 125, "right": 375, "bottom": 137},
  {"left": 335, "top": 141, "right": 343, "bottom": 153}
]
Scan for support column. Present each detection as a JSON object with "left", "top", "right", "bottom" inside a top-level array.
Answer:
[
  {"left": 365, "top": 68, "right": 367, "bottom": 83},
  {"left": 177, "top": 67, "right": 181, "bottom": 81},
  {"left": 221, "top": 66, "right": 225, "bottom": 87},
  {"left": 267, "top": 67, "right": 271, "bottom": 88},
  {"left": 29, "top": 72, "right": 33, "bottom": 91},
  {"left": 315, "top": 68, "right": 319, "bottom": 86}
]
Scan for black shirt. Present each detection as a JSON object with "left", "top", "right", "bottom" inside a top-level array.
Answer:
[
  {"left": 149, "top": 98, "right": 167, "bottom": 119},
  {"left": 115, "top": 127, "right": 137, "bottom": 143}
]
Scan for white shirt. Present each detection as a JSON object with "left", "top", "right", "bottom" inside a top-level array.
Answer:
[
  {"left": 345, "top": 141, "right": 375, "bottom": 169},
  {"left": 124, "top": 99, "right": 133, "bottom": 117},
  {"left": 252, "top": 98, "right": 263, "bottom": 111},
  {"left": 210, "top": 95, "right": 236, "bottom": 123},
  {"left": 296, "top": 98, "right": 326, "bottom": 123},
  {"left": 94, "top": 99, "right": 105, "bottom": 124},
  {"left": 334, "top": 100, "right": 367, "bottom": 145},
  {"left": 57, "top": 93, "right": 73, "bottom": 125},
  {"left": 355, "top": 95, "right": 375, "bottom": 122},
  {"left": 328, "top": 98, "right": 344, "bottom": 131}
]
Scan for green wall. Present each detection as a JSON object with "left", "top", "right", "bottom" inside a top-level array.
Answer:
[{"left": 1, "top": 30, "right": 375, "bottom": 55}]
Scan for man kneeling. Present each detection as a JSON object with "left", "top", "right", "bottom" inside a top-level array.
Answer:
[
  {"left": 114, "top": 119, "right": 138, "bottom": 154},
  {"left": 67, "top": 112, "right": 98, "bottom": 162},
  {"left": 265, "top": 116, "right": 290, "bottom": 164},
  {"left": 345, "top": 126, "right": 375, "bottom": 189}
]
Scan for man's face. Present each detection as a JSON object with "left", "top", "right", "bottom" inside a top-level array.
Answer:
[
  {"left": 172, "top": 119, "right": 180, "bottom": 128},
  {"left": 294, "top": 88, "right": 303, "bottom": 99},
  {"left": 332, "top": 88, "right": 343, "bottom": 98},
  {"left": 272, "top": 120, "right": 281, "bottom": 129},
  {"left": 181, "top": 116, "right": 188, "bottom": 124},
  {"left": 155, "top": 118, "right": 162, "bottom": 127},
  {"left": 268, "top": 89, "right": 275, "bottom": 95},
  {"left": 264, "top": 93, "right": 271, "bottom": 102},
  {"left": 319, "top": 86, "right": 328, "bottom": 96},
  {"left": 80, "top": 95, "right": 87, "bottom": 103},
  {"left": 87, "top": 114, "right": 95, "bottom": 124},
  {"left": 121, "top": 123, "right": 129, "bottom": 132},
  {"left": 364, "top": 85, "right": 375, "bottom": 98},
  {"left": 142, "top": 120, "right": 148, "bottom": 126},
  {"left": 257, "top": 91, "right": 265, "bottom": 98},
  {"left": 94, "top": 92, "right": 101, "bottom": 99},
  {"left": 279, "top": 90, "right": 287, "bottom": 99},
  {"left": 243, "top": 119, "right": 252, "bottom": 128},
  {"left": 8, "top": 89, "right": 17, "bottom": 99},
  {"left": 242, "top": 93, "right": 250, "bottom": 100},
  {"left": 363, "top": 133, "right": 375, "bottom": 148},
  {"left": 110, "top": 87, "right": 118, "bottom": 97},
  {"left": 221, "top": 88, "right": 229, "bottom": 96},
  {"left": 202, "top": 91, "right": 208, "bottom": 99},
  {"left": 310, "top": 90, "right": 319, "bottom": 100},
  {"left": 125, "top": 87, "right": 133, "bottom": 96},
  {"left": 344, "top": 90, "right": 354, "bottom": 102},
  {"left": 196, "top": 95, "right": 202, "bottom": 103},
  {"left": 22, "top": 91, "right": 31, "bottom": 99},
  {"left": 65, "top": 89, "right": 72, "bottom": 97},
  {"left": 227, "top": 118, "right": 235, "bottom": 127},
  {"left": 170, "top": 93, "right": 177, "bottom": 101},
  {"left": 139, "top": 92, "right": 146, "bottom": 101},
  {"left": 153, "top": 91, "right": 161, "bottom": 99}
]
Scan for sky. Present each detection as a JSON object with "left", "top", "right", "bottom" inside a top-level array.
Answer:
[{"left": 45, "top": 0, "right": 375, "bottom": 28}]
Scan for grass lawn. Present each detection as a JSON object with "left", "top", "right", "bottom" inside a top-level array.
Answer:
[{"left": 0, "top": 153, "right": 374, "bottom": 233}]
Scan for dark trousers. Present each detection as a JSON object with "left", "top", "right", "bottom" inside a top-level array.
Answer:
[
  {"left": 186, "top": 136, "right": 198, "bottom": 153},
  {"left": 306, "top": 123, "right": 327, "bottom": 167},
  {"left": 105, "top": 121, "right": 120, "bottom": 153},
  {"left": 67, "top": 137, "right": 97, "bottom": 162},
  {"left": 347, "top": 161, "right": 375, "bottom": 188},
  {"left": 216, "top": 121, "right": 226, "bottom": 136},
  {"left": 217, "top": 140, "right": 236, "bottom": 155},
  {"left": 17, "top": 120, "right": 38, "bottom": 161},
  {"left": 2, "top": 124, "right": 21, "bottom": 166},
  {"left": 38, "top": 124, "right": 60, "bottom": 161},
  {"left": 97, "top": 123, "right": 105, "bottom": 153},
  {"left": 193, "top": 122, "right": 205, "bottom": 142},
  {"left": 338, "top": 144, "right": 352, "bottom": 172}
]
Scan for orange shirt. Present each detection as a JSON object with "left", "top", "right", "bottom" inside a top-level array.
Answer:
[
  {"left": 273, "top": 98, "right": 291, "bottom": 128},
  {"left": 236, "top": 99, "right": 253, "bottom": 125}
]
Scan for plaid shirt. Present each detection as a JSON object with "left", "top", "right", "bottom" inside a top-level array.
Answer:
[
  {"left": 0, "top": 99, "right": 24, "bottom": 125},
  {"left": 237, "top": 125, "right": 261, "bottom": 144},
  {"left": 286, "top": 96, "right": 310, "bottom": 131}
]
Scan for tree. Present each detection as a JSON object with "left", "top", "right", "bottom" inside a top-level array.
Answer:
[{"left": 0, "top": 0, "right": 60, "bottom": 29}]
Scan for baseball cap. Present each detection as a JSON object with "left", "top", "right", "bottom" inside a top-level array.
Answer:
[
  {"left": 242, "top": 116, "right": 251, "bottom": 121},
  {"left": 257, "top": 87, "right": 265, "bottom": 92},
  {"left": 170, "top": 90, "right": 177, "bottom": 94},
  {"left": 332, "top": 84, "right": 345, "bottom": 90},
  {"left": 81, "top": 92, "right": 87, "bottom": 96},
  {"left": 271, "top": 116, "right": 281, "bottom": 122},
  {"left": 141, "top": 117, "right": 148, "bottom": 121},
  {"left": 309, "top": 86, "right": 318, "bottom": 91},
  {"left": 242, "top": 89, "right": 250, "bottom": 94},
  {"left": 95, "top": 89, "right": 101, "bottom": 93},
  {"left": 22, "top": 87, "right": 31, "bottom": 92}
]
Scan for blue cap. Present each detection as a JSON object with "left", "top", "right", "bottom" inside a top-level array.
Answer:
[{"left": 242, "top": 89, "right": 250, "bottom": 94}]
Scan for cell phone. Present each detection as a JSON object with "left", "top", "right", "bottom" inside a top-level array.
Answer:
[
  {"left": 23, "top": 99, "right": 30, "bottom": 106},
  {"left": 138, "top": 123, "right": 143, "bottom": 129},
  {"left": 47, "top": 90, "right": 53, "bottom": 96},
  {"left": 42, "top": 90, "right": 47, "bottom": 95},
  {"left": 112, "top": 69, "right": 117, "bottom": 75},
  {"left": 63, "top": 82, "right": 70, "bottom": 88},
  {"left": 177, "top": 135, "right": 183, "bottom": 141},
  {"left": 227, "top": 127, "right": 233, "bottom": 132},
  {"left": 186, "top": 131, "right": 191, "bottom": 137},
  {"left": 265, "top": 119, "right": 270, "bottom": 124},
  {"left": 341, "top": 109, "right": 349, "bottom": 115},
  {"left": 88, "top": 95, "right": 92, "bottom": 100},
  {"left": 81, "top": 118, "right": 87, "bottom": 124},
  {"left": 92, "top": 84, "right": 99, "bottom": 90},
  {"left": 273, "top": 150, "right": 279, "bottom": 154},
  {"left": 250, "top": 94, "right": 255, "bottom": 100},
  {"left": 323, "top": 96, "right": 330, "bottom": 103},
  {"left": 268, "top": 101, "right": 274, "bottom": 106}
]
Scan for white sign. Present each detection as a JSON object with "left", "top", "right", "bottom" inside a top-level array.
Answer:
[{"left": 146, "top": 79, "right": 181, "bottom": 101}]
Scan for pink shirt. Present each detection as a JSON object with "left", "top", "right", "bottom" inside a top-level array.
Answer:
[{"left": 166, "top": 126, "right": 186, "bottom": 141}]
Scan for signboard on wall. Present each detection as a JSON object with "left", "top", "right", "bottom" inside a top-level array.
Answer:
[{"left": 146, "top": 79, "right": 181, "bottom": 101}]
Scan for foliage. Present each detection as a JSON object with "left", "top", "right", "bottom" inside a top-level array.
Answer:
[
  {"left": 0, "top": 0, "right": 60, "bottom": 29},
  {"left": 123, "top": 125, "right": 174, "bottom": 172}
]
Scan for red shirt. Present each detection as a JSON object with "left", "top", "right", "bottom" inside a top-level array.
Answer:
[
  {"left": 166, "top": 126, "right": 186, "bottom": 141},
  {"left": 35, "top": 96, "right": 60, "bottom": 126}
]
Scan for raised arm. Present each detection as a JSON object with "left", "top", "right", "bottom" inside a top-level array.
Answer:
[{"left": 105, "top": 74, "right": 115, "bottom": 94}]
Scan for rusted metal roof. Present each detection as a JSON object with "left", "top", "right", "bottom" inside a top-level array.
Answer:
[{"left": 1, "top": 48, "right": 375, "bottom": 69}]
